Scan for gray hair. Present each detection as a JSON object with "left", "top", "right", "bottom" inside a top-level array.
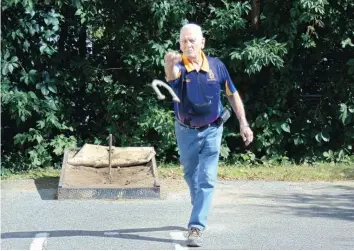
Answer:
[{"left": 180, "top": 23, "right": 204, "bottom": 40}]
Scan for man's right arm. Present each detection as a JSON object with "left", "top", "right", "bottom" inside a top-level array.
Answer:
[{"left": 164, "top": 52, "right": 182, "bottom": 81}]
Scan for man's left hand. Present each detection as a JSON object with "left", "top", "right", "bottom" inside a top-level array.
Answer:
[{"left": 240, "top": 125, "right": 254, "bottom": 146}]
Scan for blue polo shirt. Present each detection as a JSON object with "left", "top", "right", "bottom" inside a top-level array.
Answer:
[{"left": 168, "top": 52, "right": 237, "bottom": 127}]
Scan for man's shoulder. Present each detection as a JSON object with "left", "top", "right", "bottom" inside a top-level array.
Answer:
[{"left": 206, "top": 56, "right": 225, "bottom": 67}]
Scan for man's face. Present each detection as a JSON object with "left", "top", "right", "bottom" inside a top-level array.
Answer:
[{"left": 179, "top": 28, "right": 205, "bottom": 60}]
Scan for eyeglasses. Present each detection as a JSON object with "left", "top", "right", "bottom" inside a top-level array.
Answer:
[{"left": 180, "top": 38, "right": 197, "bottom": 45}]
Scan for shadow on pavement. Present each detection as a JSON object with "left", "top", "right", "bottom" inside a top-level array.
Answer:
[
  {"left": 1, "top": 226, "right": 188, "bottom": 245},
  {"left": 245, "top": 185, "right": 354, "bottom": 222},
  {"left": 33, "top": 177, "right": 59, "bottom": 200}
]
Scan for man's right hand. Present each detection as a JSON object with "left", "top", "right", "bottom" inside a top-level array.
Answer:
[
  {"left": 164, "top": 51, "right": 181, "bottom": 81},
  {"left": 164, "top": 51, "right": 182, "bottom": 67}
]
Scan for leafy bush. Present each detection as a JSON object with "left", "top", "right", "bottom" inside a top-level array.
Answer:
[{"left": 1, "top": 0, "right": 353, "bottom": 173}]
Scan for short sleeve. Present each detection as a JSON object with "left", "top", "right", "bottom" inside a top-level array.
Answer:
[
  {"left": 166, "top": 71, "right": 181, "bottom": 88},
  {"left": 220, "top": 62, "right": 237, "bottom": 96}
]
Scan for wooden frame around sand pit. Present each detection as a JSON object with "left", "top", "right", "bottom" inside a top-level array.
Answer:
[{"left": 57, "top": 148, "right": 160, "bottom": 200}]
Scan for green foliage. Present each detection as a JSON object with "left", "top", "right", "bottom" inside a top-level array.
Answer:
[
  {"left": 230, "top": 37, "right": 288, "bottom": 74},
  {"left": 138, "top": 103, "right": 177, "bottom": 161},
  {"left": 1, "top": 0, "right": 353, "bottom": 174},
  {"left": 206, "top": 1, "right": 251, "bottom": 40}
]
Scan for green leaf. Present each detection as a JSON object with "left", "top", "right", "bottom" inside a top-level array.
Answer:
[
  {"left": 349, "top": 105, "right": 354, "bottom": 113},
  {"left": 28, "top": 91, "right": 37, "bottom": 99},
  {"left": 48, "top": 83, "right": 57, "bottom": 93},
  {"left": 20, "top": 71, "right": 28, "bottom": 83},
  {"left": 29, "top": 69, "right": 37, "bottom": 75},
  {"left": 281, "top": 123, "right": 290, "bottom": 133},
  {"left": 45, "top": 46, "right": 56, "bottom": 55},
  {"left": 2, "top": 62, "right": 8, "bottom": 75},
  {"left": 103, "top": 75, "right": 113, "bottom": 83},
  {"left": 321, "top": 131, "right": 330, "bottom": 142},
  {"left": 294, "top": 137, "right": 304, "bottom": 145},
  {"left": 40, "top": 44, "right": 47, "bottom": 54},
  {"left": 36, "top": 134, "right": 43, "bottom": 143},
  {"left": 13, "top": 134, "right": 26, "bottom": 145},
  {"left": 315, "top": 133, "right": 322, "bottom": 143},
  {"left": 47, "top": 99, "right": 58, "bottom": 110},
  {"left": 220, "top": 144, "right": 230, "bottom": 159},
  {"left": 36, "top": 120, "right": 45, "bottom": 129},
  {"left": 339, "top": 103, "right": 348, "bottom": 124},
  {"left": 274, "top": 123, "right": 282, "bottom": 134},
  {"left": 72, "top": 0, "right": 82, "bottom": 9},
  {"left": 23, "top": 40, "right": 30, "bottom": 51},
  {"left": 4, "top": 50, "right": 10, "bottom": 60},
  {"left": 41, "top": 85, "right": 49, "bottom": 95},
  {"left": 10, "top": 56, "right": 18, "bottom": 62},
  {"left": 75, "top": 9, "right": 82, "bottom": 15},
  {"left": 8, "top": 64, "right": 14, "bottom": 73},
  {"left": 339, "top": 103, "right": 347, "bottom": 112},
  {"left": 341, "top": 38, "right": 354, "bottom": 48},
  {"left": 255, "top": 114, "right": 265, "bottom": 128}
]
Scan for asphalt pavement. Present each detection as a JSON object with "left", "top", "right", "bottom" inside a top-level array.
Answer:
[{"left": 1, "top": 179, "right": 354, "bottom": 250}]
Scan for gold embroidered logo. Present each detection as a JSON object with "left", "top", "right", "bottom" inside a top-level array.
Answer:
[{"left": 208, "top": 70, "right": 216, "bottom": 81}]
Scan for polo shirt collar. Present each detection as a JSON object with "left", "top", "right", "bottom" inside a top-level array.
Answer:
[{"left": 182, "top": 51, "right": 210, "bottom": 73}]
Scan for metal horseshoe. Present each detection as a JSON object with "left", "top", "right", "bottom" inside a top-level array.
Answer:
[{"left": 151, "top": 79, "right": 180, "bottom": 103}]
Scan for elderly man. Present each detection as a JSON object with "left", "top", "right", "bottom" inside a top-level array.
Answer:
[{"left": 164, "top": 23, "right": 253, "bottom": 247}]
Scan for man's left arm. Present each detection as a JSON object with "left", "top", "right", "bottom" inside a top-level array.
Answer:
[
  {"left": 220, "top": 62, "right": 254, "bottom": 146},
  {"left": 227, "top": 93, "right": 254, "bottom": 146}
]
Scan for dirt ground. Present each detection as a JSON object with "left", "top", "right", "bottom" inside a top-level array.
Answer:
[{"left": 62, "top": 165, "right": 156, "bottom": 188}]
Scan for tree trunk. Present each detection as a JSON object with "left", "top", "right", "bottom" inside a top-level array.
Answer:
[{"left": 251, "top": 0, "right": 261, "bottom": 30}]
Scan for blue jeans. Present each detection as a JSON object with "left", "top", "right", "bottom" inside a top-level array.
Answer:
[{"left": 174, "top": 121, "right": 223, "bottom": 231}]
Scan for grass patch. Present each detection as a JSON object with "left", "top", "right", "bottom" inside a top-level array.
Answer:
[
  {"left": 217, "top": 163, "right": 354, "bottom": 181},
  {"left": 1, "top": 163, "right": 354, "bottom": 182},
  {"left": 1, "top": 168, "right": 61, "bottom": 180},
  {"left": 158, "top": 163, "right": 354, "bottom": 182}
]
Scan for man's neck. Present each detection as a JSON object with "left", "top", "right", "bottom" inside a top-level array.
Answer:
[
  {"left": 189, "top": 52, "right": 202, "bottom": 63},
  {"left": 187, "top": 53, "right": 203, "bottom": 71}
]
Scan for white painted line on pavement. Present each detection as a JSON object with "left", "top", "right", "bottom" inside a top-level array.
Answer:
[
  {"left": 104, "top": 232, "right": 120, "bottom": 236},
  {"left": 169, "top": 232, "right": 188, "bottom": 250},
  {"left": 30, "top": 232, "right": 49, "bottom": 250}
]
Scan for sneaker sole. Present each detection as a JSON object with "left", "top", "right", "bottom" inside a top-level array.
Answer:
[{"left": 186, "top": 240, "right": 202, "bottom": 247}]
